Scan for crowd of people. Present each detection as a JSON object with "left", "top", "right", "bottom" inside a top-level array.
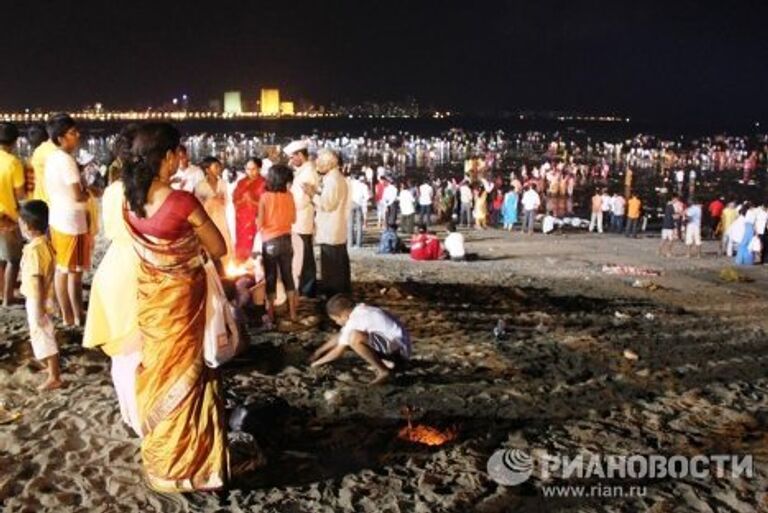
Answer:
[
  {"left": 1, "top": 115, "right": 766, "bottom": 493},
  {"left": 0, "top": 116, "right": 415, "bottom": 492}
]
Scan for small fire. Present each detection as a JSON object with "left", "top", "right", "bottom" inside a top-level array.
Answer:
[
  {"left": 398, "top": 423, "right": 457, "bottom": 446},
  {"left": 397, "top": 406, "right": 457, "bottom": 446},
  {"left": 226, "top": 260, "right": 252, "bottom": 278}
]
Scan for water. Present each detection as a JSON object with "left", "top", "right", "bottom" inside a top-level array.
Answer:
[{"left": 12, "top": 118, "right": 767, "bottom": 222}]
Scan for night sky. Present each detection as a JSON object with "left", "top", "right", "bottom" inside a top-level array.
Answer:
[{"left": 3, "top": 0, "right": 767, "bottom": 122}]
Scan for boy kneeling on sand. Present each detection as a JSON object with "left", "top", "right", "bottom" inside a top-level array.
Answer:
[{"left": 310, "top": 294, "right": 411, "bottom": 385}]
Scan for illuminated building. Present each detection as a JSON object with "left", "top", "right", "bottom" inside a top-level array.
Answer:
[
  {"left": 280, "top": 101, "right": 294, "bottom": 115},
  {"left": 260, "top": 88, "right": 280, "bottom": 116},
  {"left": 223, "top": 91, "right": 243, "bottom": 114}
]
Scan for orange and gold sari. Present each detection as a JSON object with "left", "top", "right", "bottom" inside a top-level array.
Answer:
[{"left": 125, "top": 210, "right": 228, "bottom": 493}]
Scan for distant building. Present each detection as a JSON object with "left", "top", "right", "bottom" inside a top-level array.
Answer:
[
  {"left": 280, "top": 101, "right": 294, "bottom": 115},
  {"left": 223, "top": 91, "right": 243, "bottom": 114},
  {"left": 260, "top": 88, "right": 280, "bottom": 116}
]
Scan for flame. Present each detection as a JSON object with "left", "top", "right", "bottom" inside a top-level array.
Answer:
[
  {"left": 226, "top": 260, "right": 252, "bottom": 278},
  {"left": 397, "top": 423, "right": 457, "bottom": 446}
]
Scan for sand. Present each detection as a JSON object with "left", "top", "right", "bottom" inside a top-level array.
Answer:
[{"left": 1, "top": 227, "right": 767, "bottom": 512}]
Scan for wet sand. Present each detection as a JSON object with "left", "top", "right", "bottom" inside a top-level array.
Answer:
[{"left": 1, "top": 227, "right": 767, "bottom": 512}]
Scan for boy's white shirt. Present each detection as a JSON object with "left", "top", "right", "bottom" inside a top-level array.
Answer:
[{"left": 338, "top": 303, "right": 411, "bottom": 357}]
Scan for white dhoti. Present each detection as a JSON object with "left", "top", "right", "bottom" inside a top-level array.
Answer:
[
  {"left": 110, "top": 351, "right": 142, "bottom": 436},
  {"left": 25, "top": 298, "right": 58, "bottom": 360}
]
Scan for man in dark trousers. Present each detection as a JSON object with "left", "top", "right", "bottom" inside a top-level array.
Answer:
[
  {"left": 286, "top": 139, "right": 319, "bottom": 297},
  {"left": 304, "top": 149, "right": 351, "bottom": 297}
]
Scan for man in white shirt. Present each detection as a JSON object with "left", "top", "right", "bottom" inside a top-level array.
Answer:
[
  {"left": 382, "top": 179, "right": 399, "bottom": 227},
  {"left": 610, "top": 193, "right": 626, "bottom": 233},
  {"left": 600, "top": 189, "right": 612, "bottom": 231},
  {"left": 308, "top": 149, "right": 350, "bottom": 297},
  {"left": 363, "top": 165, "right": 374, "bottom": 195},
  {"left": 349, "top": 175, "right": 370, "bottom": 248},
  {"left": 44, "top": 114, "right": 89, "bottom": 327},
  {"left": 398, "top": 182, "right": 416, "bottom": 235},
  {"left": 286, "top": 139, "right": 319, "bottom": 297},
  {"left": 444, "top": 221, "right": 466, "bottom": 261},
  {"left": 459, "top": 181, "right": 473, "bottom": 227},
  {"left": 417, "top": 179, "right": 434, "bottom": 227},
  {"left": 521, "top": 185, "right": 541, "bottom": 234},
  {"left": 756, "top": 203, "right": 768, "bottom": 264},
  {"left": 170, "top": 145, "right": 204, "bottom": 192}
]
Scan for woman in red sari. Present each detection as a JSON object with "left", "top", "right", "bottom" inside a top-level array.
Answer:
[
  {"left": 122, "top": 123, "right": 228, "bottom": 492},
  {"left": 232, "top": 157, "right": 265, "bottom": 261}
]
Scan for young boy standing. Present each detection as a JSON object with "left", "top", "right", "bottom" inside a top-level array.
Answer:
[
  {"left": 310, "top": 294, "right": 411, "bottom": 385},
  {"left": 19, "top": 200, "right": 61, "bottom": 390}
]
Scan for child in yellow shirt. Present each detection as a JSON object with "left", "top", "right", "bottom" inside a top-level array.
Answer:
[{"left": 19, "top": 200, "right": 61, "bottom": 390}]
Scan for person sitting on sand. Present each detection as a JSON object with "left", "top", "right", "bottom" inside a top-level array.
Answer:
[
  {"left": 410, "top": 224, "right": 442, "bottom": 261},
  {"left": 444, "top": 221, "right": 468, "bottom": 261},
  {"left": 310, "top": 293, "right": 411, "bottom": 385},
  {"left": 18, "top": 200, "right": 62, "bottom": 390},
  {"left": 377, "top": 221, "right": 404, "bottom": 254}
]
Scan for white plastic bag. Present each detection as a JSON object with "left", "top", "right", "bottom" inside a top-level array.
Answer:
[{"left": 203, "top": 260, "right": 241, "bottom": 368}]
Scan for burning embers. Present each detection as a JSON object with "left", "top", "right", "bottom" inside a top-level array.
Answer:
[
  {"left": 397, "top": 407, "right": 458, "bottom": 447},
  {"left": 398, "top": 424, "right": 458, "bottom": 446}
]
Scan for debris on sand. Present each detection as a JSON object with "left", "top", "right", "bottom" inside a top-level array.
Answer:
[
  {"left": 719, "top": 267, "right": 754, "bottom": 283},
  {"left": 603, "top": 264, "right": 662, "bottom": 277},
  {"left": 623, "top": 349, "right": 639, "bottom": 361},
  {"left": 0, "top": 404, "right": 22, "bottom": 424},
  {"left": 492, "top": 319, "right": 508, "bottom": 341},
  {"left": 631, "top": 279, "right": 666, "bottom": 291}
]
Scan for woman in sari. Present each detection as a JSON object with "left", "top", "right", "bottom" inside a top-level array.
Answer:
[
  {"left": 734, "top": 205, "right": 755, "bottom": 266},
  {"left": 232, "top": 158, "right": 266, "bottom": 262},
  {"left": 501, "top": 186, "right": 519, "bottom": 231},
  {"left": 473, "top": 186, "right": 488, "bottom": 230},
  {"left": 195, "top": 156, "right": 233, "bottom": 268},
  {"left": 122, "top": 123, "right": 228, "bottom": 492},
  {"left": 83, "top": 124, "right": 142, "bottom": 434}
]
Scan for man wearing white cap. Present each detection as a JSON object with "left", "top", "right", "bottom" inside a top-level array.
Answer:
[
  {"left": 306, "top": 149, "right": 350, "bottom": 297},
  {"left": 286, "top": 139, "right": 319, "bottom": 297}
]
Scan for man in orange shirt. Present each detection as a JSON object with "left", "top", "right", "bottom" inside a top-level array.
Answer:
[{"left": 625, "top": 193, "right": 642, "bottom": 238}]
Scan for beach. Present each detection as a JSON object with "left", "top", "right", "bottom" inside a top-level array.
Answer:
[{"left": 1, "top": 228, "right": 767, "bottom": 512}]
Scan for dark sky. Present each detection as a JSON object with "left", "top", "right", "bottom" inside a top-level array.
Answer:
[{"left": 3, "top": 0, "right": 767, "bottom": 122}]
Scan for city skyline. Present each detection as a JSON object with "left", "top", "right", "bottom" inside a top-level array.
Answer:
[{"left": 2, "top": 1, "right": 767, "bottom": 123}]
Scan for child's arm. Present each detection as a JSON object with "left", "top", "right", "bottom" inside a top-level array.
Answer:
[
  {"left": 311, "top": 344, "right": 347, "bottom": 368},
  {"left": 310, "top": 334, "right": 347, "bottom": 367},
  {"left": 32, "top": 275, "right": 45, "bottom": 322}
]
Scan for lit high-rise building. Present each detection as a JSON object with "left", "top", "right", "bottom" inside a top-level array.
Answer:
[
  {"left": 223, "top": 91, "right": 242, "bottom": 114},
  {"left": 260, "top": 88, "right": 280, "bottom": 116},
  {"left": 280, "top": 101, "right": 295, "bottom": 115}
]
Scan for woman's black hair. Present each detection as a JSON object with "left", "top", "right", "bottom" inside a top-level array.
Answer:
[
  {"left": 246, "top": 157, "right": 263, "bottom": 168},
  {"left": 201, "top": 156, "right": 222, "bottom": 171},
  {"left": 46, "top": 113, "right": 76, "bottom": 146},
  {"left": 113, "top": 123, "right": 140, "bottom": 162},
  {"left": 26, "top": 123, "right": 48, "bottom": 148},
  {"left": 122, "top": 122, "right": 181, "bottom": 218},
  {"left": 266, "top": 164, "right": 293, "bottom": 192},
  {"left": 0, "top": 123, "right": 19, "bottom": 146}
]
